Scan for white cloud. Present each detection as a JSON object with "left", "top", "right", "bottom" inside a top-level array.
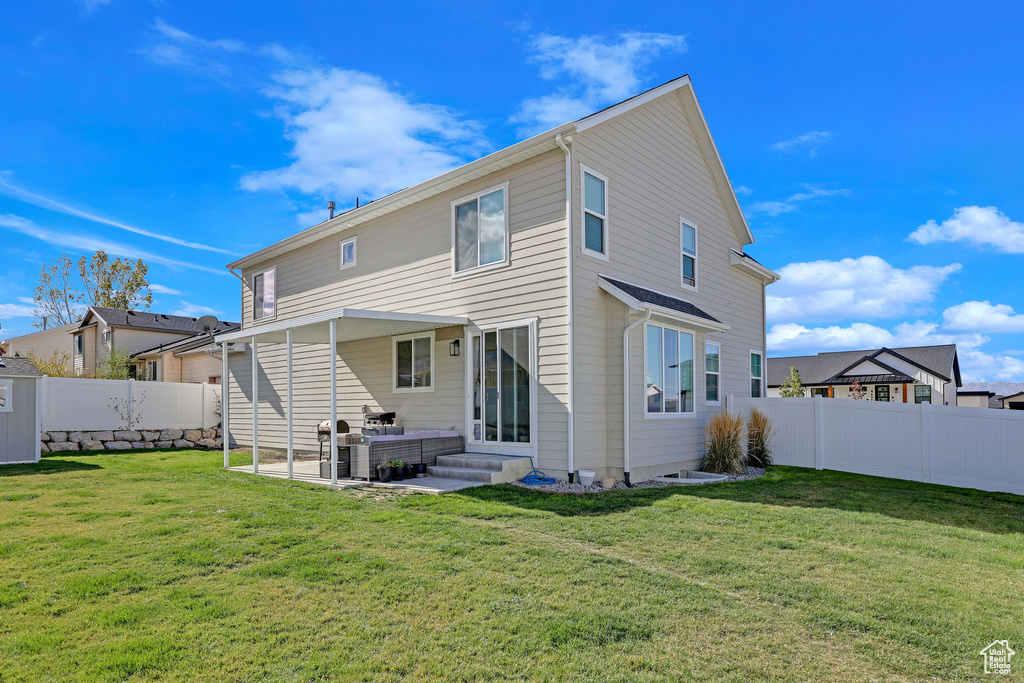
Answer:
[
  {"left": 771, "top": 131, "right": 831, "bottom": 158},
  {"left": 0, "top": 302, "right": 36, "bottom": 319},
  {"left": 942, "top": 300, "right": 1024, "bottom": 333},
  {"left": 0, "top": 214, "right": 227, "bottom": 276},
  {"left": 512, "top": 32, "right": 686, "bottom": 133},
  {"left": 77, "top": 0, "right": 112, "bottom": 12},
  {"left": 958, "top": 348, "right": 1024, "bottom": 383},
  {"left": 240, "top": 68, "right": 487, "bottom": 199},
  {"left": 170, "top": 301, "right": 222, "bottom": 317},
  {"left": 745, "top": 185, "right": 850, "bottom": 218},
  {"left": 768, "top": 320, "right": 987, "bottom": 354},
  {"left": 734, "top": 185, "right": 754, "bottom": 196},
  {"left": 767, "top": 256, "right": 960, "bottom": 322},
  {"left": 140, "top": 19, "right": 246, "bottom": 76},
  {"left": 152, "top": 19, "right": 245, "bottom": 52},
  {"left": 150, "top": 283, "right": 185, "bottom": 296},
  {"left": 0, "top": 172, "right": 234, "bottom": 255},
  {"left": 908, "top": 205, "right": 1024, "bottom": 254}
]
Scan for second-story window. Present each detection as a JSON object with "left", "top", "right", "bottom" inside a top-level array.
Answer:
[
  {"left": 681, "top": 221, "right": 697, "bottom": 288},
  {"left": 340, "top": 237, "right": 356, "bottom": 270},
  {"left": 582, "top": 165, "right": 608, "bottom": 258},
  {"left": 252, "top": 266, "right": 276, "bottom": 321},
  {"left": 452, "top": 183, "right": 508, "bottom": 275}
]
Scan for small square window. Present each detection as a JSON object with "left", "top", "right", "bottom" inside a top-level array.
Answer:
[
  {"left": 340, "top": 237, "right": 357, "bottom": 270},
  {"left": 393, "top": 332, "right": 434, "bottom": 392},
  {"left": 914, "top": 385, "right": 932, "bottom": 404},
  {"left": 0, "top": 379, "right": 11, "bottom": 412}
]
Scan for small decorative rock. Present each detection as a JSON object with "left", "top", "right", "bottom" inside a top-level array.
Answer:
[
  {"left": 140, "top": 431, "right": 160, "bottom": 442},
  {"left": 183, "top": 429, "right": 202, "bottom": 442},
  {"left": 196, "top": 438, "right": 217, "bottom": 449},
  {"left": 80, "top": 440, "right": 105, "bottom": 451},
  {"left": 215, "top": 428, "right": 222, "bottom": 438},
  {"left": 40, "top": 432, "right": 51, "bottom": 442},
  {"left": 160, "top": 428, "right": 184, "bottom": 441},
  {"left": 113, "top": 430, "right": 141, "bottom": 442},
  {"left": 154, "top": 440, "right": 173, "bottom": 448},
  {"left": 202, "top": 428, "right": 216, "bottom": 439},
  {"left": 40, "top": 441, "right": 50, "bottom": 453},
  {"left": 49, "top": 432, "right": 68, "bottom": 443},
  {"left": 67, "top": 431, "right": 87, "bottom": 443},
  {"left": 104, "top": 441, "right": 133, "bottom": 450},
  {"left": 130, "top": 441, "right": 148, "bottom": 449},
  {"left": 47, "top": 441, "right": 80, "bottom": 452},
  {"left": 213, "top": 437, "right": 222, "bottom": 447},
  {"left": 89, "top": 431, "right": 114, "bottom": 442},
  {"left": 173, "top": 439, "right": 194, "bottom": 448}
]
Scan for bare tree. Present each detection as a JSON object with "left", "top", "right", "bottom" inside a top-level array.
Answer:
[{"left": 32, "top": 255, "right": 85, "bottom": 328}]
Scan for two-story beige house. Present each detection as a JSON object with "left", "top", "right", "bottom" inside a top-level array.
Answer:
[{"left": 215, "top": 75, "right": 779, "bottom": 483}]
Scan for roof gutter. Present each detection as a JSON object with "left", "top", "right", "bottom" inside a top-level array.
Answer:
[
  {"left": 556, "top": 132, "right": 576, "bottom": 482},
  {"left": 623, "top": 307, "right": 653, "bottom": 487}
]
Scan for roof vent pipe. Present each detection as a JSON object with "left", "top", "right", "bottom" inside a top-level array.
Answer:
[{"left": 328, "top": 201, "right": 336, "bottom": 220}]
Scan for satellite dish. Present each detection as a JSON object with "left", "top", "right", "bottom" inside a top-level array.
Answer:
[{"left": 196, "top": 315, "right": 219, "bottom": 337}]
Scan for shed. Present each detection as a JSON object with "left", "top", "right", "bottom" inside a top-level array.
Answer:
[{"left": 0, "top": 356, "right": 42, "bottom": 464}]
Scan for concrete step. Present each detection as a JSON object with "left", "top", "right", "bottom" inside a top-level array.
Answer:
[{"left": 428, "top": 454, "right": 533, "bottom": 484}]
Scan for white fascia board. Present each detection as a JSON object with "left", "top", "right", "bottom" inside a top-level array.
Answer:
[
  {"left": 730, "top": 250, "right": 781, "bottom": 283},
  {"left": 575, "top": 75, "right": 692, "bottom": 132},
  {"left": 214, "top": 307, "right": 470, "bottom": 343}
]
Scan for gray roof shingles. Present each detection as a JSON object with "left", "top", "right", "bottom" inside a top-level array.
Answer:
[
  {"left": 0, "top": 356, "right": 42, "bottom": 377},
  {"left": 768, "top": 344, "right": 958, "bottom": 387},
  {"left": 88, "top": 307, "right": 239, "bottom": 335},
  {"left": 599, "top": 276, "right": 721, "bottom": 324}
]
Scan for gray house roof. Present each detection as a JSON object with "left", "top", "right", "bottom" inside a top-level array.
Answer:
[
  {"left": 768, "top": 344, "right": 961, "bottom": 387},
  {"left": 598, "top": 276, "right": 722, "bottom": 324},
  {"left": 0, "top": 356, "right": 42, "bottom": 377},
  {"left": 82, "top": 307, "right": 239, "bottom": 336}
]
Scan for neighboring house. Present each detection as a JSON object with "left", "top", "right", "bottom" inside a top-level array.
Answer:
[
  {"left": 767, "top": 345, "right": 962, "bottom": 405},
  {"left": 0, "top": 356, "right": 42, "bottom": 464},
  {"left": 131, "top": 332, "right": 243, "bottom": 384},
  {"left": 999, "top": 391, "right": 1024, "bottom": 410},
  {"left": 71, "top": 307, "right": 239, "bottom": 379},
  {"left": 214, "top": 75, "right": 780, "bottom": 482},
  {"left": 0, "top": 322, "right": 80, "bottom": 373},
  {"left": 956, "top": 390, "right": 996, "bottom": 409}
]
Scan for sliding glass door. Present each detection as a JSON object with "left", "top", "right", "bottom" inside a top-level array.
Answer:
[{"left": 469, "top": 322, "right": 534, "bottom": 445}]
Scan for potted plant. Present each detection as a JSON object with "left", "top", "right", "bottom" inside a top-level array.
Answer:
[
  {"left": 377, "top": 462, "right": 393, "bottom": 482},
  {"left": 405, "top": 462, "right": 416, "bottom": 479},
  {"left": 391, "top": 460, "right": 405, "bottom": 481},
  {"left": 415, "top": 462, "right": 427, "bottom": 478}
]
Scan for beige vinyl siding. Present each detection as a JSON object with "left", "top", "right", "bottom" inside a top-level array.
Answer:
[
  {"left": 73, "top": 327, "right": 97, "bottom": 375},
  {"left": 571, "top": 90, "right": 766, "bottom": 479},
  {"left": 0, "top": 377, "right": 38, "bottom": 463},
  {"left": 5, "top": 324, "right": 77, "bottom": 373},
  {"left": 227, "top": 150, "right": 570, "bottom": 471},
  {"left": 179, "top": 352, "right": 224, "bottom": 384}
]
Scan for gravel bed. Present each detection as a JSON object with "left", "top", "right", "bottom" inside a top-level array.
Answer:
[{"left": 512, "top": 467, "right": 766, "bottom": 494}]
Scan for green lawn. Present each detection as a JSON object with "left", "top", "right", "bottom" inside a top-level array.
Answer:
[{"left": 1, "top": 451, "right": 1022, "bottom": 681}]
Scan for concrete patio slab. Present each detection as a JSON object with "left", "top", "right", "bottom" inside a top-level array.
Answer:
[{"left": 226, "top": 459, "right": 486, "bottom": 494}]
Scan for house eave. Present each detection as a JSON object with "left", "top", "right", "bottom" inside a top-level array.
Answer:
[{"left": 730, "top": 250, "right": 780, "bottom": 283}]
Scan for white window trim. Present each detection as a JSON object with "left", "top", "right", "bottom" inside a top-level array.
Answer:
[
  {"left": 392, "top": 330, "right": 435, "bottom": 394},
  {"left": 450, "top": 181, "right": 511, "bottom": 278},
  {"left": 644, "top": 322, "right": 697, "bottom": 419},
  {"left": 463, "top": 317, "right": 539, "bottom": 454},
  {"left": 0, "top": 379, "right": 12, "bottom": 412},
  {"left": 750, "top": 349, "right": 764, "bottom": 398},
  {"left": 705, "top": 341, "right": 721, "bottom": 406},
  {"left": 74, "top": 334, "right": 84, "bottom": 356},
  {"left": 251, "top": 265, "right": 277, "bottom": 324},
  {"left": 680, "top": 218, "right": 698, "bottom": 292},
  {"left": 339, "top": 237, "right": 357, "bottom": 271},
  {"left": 580, "top": 163, "right": 610, "bottom": 261}
]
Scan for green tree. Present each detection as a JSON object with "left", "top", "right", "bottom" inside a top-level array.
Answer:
[
  {"left": 779, "top": 366, "right": 805, "bottom": 397},
  {"left": 78, "top": 251, "right": 152, "bottom": 311}
]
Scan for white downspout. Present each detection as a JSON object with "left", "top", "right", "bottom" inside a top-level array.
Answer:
[
  {"left": 623, "top": 307, "right": 652, "bottom": 486},
  {"left": 556, "top": 132, "right": 576, "bottom": 482}
]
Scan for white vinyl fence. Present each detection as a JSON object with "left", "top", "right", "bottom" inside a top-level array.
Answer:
[
  {"left": 729, "top": 396, "right": 1024, "bottom": 496},
  {"left": 41, "top": 377, "right": 220, "bottom": 432}
]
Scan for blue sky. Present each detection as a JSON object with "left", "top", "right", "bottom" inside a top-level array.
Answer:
[{"left": 1, "top": 1, "right": 1023, "bottom": 383}]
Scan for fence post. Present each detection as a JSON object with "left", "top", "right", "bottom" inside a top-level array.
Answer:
[
  {"left": 201, "top": 382, "right": 206, "bottom": 430},
  {"left": 127, "top": 379, "right": 134, "bottom": 431},
  {"left": 39, "top": 375, "right": 48, "bottom": 433},
  {"left": 920, "top": 401, "right": 931, "bottom": 483},
  {"left": 813, "top": 396, "right": 825, "bottom": 470}
]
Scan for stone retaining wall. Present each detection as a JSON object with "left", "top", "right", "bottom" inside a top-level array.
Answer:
[{"left": 41, "top": 428, "right": 222, "bottom": 453}]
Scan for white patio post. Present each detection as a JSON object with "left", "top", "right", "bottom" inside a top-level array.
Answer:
[
  {"left": 252, "top": 335, "right": 259, "bottom": 473},
  {"left": 286, "top": 328, "right": 294, "bottom": 480},
  {"left": 222, "top": 341, "right": 229, "bottom": 468},
  {"left": 329, "top": 319, "right": 338, "bottom": 485}
]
